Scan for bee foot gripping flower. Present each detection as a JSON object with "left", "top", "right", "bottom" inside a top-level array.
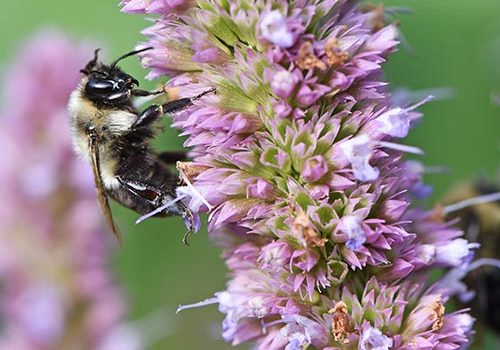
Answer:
[{"left": 122, "top": 1, "right": 478, "bottom": 348}]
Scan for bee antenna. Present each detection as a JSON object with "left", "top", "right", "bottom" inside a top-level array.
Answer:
[
  {"left": 81, "top": 48, "right": 102, "bottom": 75},
  {"left": 110, "top": 47, "right": 153, "bottom": 69},
  {"left": 92, "top": 48, "right": 101, "bottom": 62}
]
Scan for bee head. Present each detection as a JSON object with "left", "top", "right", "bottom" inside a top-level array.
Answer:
[{"left": 80, "top": 47, "right": 152, "bottom": 106}]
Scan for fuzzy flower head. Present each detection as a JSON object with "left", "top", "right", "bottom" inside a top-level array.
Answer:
[{"left": 124, "top": 1, "right": 476, "bottom": 348}]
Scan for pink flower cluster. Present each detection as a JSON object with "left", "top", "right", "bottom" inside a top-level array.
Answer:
[{"left": 123, "top": 1, "right": 477, "bottom": 348}]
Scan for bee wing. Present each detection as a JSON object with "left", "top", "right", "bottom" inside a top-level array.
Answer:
[{"left": 89, "top": 135, "right": 123, "bottom": 243}]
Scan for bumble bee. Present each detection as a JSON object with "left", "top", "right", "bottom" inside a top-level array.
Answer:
[
  {"left": 68, "top": 48, "right": 213, "bottom": 244},
  {"left": 445, "top": 179, "right": 500, "bottom": 336}
]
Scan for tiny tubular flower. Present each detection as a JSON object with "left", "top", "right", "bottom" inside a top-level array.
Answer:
[
  {"left": 359, "top": 326, "right": 393, "bottom": 350},
  {"left": 302, "top": 155, "right": 328, "bottom": 183},
  {"left": 377, "top": 95, "right": 434, "bottom": 138},
  {"left": 260, "top": 10, "right": 296, "bottom": 48},
  {"left": 270, "top": 69, "right": 300, "bottom": 99},
  {"left": 338, "top": 215, "right": 366, "bottom": 251},
  {"left": 434, "top": 238, "right": 480, "bottom": 267},
  {"left": 339, "top": 135, "right": 379, "bottom": 182}
]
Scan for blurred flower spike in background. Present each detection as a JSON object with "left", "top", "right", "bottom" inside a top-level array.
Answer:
[
  {"left": 0, "top": 29, "right": 126, "bottom": 350},
  {"left": 121, "top": 0, "right": 496, "bottom": 348}
]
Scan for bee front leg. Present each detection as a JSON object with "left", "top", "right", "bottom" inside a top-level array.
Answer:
[
  {"left": 131, "top": 105, "right": 163, "bottom": 130},
  {"left": 131, "top": 88, "right": 166, "bottom": 97},
  {"left": 162, "top": 87, "right": 216, "bottom": 114},
  {"left": 131, "top": 88, "right": 216, "bottom": 129}
]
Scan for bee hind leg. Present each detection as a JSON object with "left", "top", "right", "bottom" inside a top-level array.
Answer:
[{"left": 116, "top": 176, "right": 194, "bottom": 239}]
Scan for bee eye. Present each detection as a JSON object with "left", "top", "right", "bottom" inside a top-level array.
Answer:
[{"left": 87, "top": 78, "right": 116, "bottom": 93}]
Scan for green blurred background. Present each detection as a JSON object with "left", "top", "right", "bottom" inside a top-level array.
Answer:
[{"left": 0, "top": 0, "right": 499, "bottom": 349}]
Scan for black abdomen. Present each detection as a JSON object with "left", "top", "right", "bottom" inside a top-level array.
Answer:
[{"left": 108, "top": 146, "right": 184, "bottom": 217}]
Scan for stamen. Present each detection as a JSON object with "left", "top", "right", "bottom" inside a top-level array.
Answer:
[
  {"left": 377, "top": 141, "right": 424, "bottom": 155},
  {"left": 443, "top": 191, "right": 500, "bottom": 214},
  {"left": 176, "top": 297, "right": 219, "bottom": 314},
  {"left": 178, "top": 167, "right": 214, "bottom": 211},
  {"left": 135, "top": 194, "right": 187, "bottom": 224},
  {"left": 405, "top": 95, "right": 434, "bottom": 112}
]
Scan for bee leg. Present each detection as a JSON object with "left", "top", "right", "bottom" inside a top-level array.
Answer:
[
  {"left": 158, "top": 150, "right": 188, "bottom": 164},
  {"left": 132, "top": 88, "right": 216, "bottom": 129},
  {"left": 116, "top": 176, "right": 162, "bottom": 203},
  {"left": 116, "top": 175, "right": 195, "bottom": 244},
  {"left": 131, "top": 88, "right": 165, "bottom": 97},
  {"left": 132, "top": 105, "right": 163, "bottom": 130},
  {"left": 161, "top": 87, "right": 216, "bottom": 114}
]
